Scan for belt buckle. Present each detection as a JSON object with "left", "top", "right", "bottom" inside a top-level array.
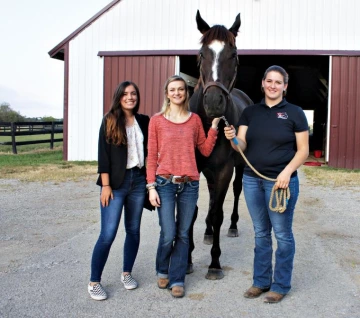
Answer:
[{"left": 171, "top": 176, "right": 182, "bottom": 184}]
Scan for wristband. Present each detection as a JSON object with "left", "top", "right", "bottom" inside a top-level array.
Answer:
[{"left": 146, "top": 182, "right": 157, "bottom": 189}]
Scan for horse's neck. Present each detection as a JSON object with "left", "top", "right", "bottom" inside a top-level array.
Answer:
[
  {"left": 226, "top": 88, "right": 252, "bottom": 125},
  {"left": 190, "top": 86, "right": 203, "bottom": 113},
  {"left": 190, "top": 86, "right": 208, "bottom": 123}
]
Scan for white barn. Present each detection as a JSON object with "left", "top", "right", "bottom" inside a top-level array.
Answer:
[{"left": 49, "top": 0, "right": 360, "bottom": 169}]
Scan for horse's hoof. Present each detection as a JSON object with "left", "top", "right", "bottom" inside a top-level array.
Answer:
[
  {"left": 227, "top": 229, "right": 239, "bottom": 237},
  {"left": 186, "top": 263, "right": 194, "bottom": 274},
  {"left": 205, "top": 268, "right": 224, "bottom": 280},
  {"left": 203, "top": 234, "right": 213, "bottom": 245}
]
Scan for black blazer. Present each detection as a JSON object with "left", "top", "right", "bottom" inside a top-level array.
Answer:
[{"left": 96, "top": 113, "right": 150, "bottom": 189}]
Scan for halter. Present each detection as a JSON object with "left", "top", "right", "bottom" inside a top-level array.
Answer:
[
  {"left": 201, "top": 58, "right": 238, "bottom": 97},
  {"left": 203, "top": 81, "right": 231, "bottom": 95}
]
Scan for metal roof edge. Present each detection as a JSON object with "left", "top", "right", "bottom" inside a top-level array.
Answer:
[
  {"left": 98, "top": 49, "right": 360, "bottom": 57},
  {"left": 98, "top": 50, "right": 199, "bottom": 56}
]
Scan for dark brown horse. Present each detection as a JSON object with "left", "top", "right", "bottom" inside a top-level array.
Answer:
[{"left": 188, "top": 11, "right": 253, "bottom": 279}]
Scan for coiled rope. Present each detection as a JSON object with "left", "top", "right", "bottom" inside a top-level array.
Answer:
[{"left": 221, "top": 116, "right": 290, "bottom": 213}]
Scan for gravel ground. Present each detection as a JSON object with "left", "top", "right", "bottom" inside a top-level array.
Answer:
[{"left": 0, "top": 169, "right": 359, "bottom": 318}]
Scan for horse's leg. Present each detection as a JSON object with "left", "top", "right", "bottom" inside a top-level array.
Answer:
[
  {"left": 204, "top": 181, "right": 215, "bottom": 245},
  {"left": 206, "top": 162, "right": 233, "bottom": 280},
  {"left": 187, "top": 205, "right": 198, "bottom": 274},
  {"left": 201, "top": 172, "right": 215, "bottom": 245},
  {"left": 228, "top": 163, "right": 244, "bottom": 237}
]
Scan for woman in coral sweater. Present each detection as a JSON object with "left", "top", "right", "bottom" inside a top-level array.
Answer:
[{"left": 146, "top": 75, "right": 220, "bottom": 298}]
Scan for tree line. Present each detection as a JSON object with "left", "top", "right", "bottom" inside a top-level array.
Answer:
[{"left": 0, "top": 102, "right": 62, "bottom": 122}]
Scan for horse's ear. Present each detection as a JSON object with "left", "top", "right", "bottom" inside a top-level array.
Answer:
[
  {"left": 196, "top": 10, "right": 210, "bottom": 34},
  {"left": 229, "top": 13, "right": 241, "bottom": 37}
]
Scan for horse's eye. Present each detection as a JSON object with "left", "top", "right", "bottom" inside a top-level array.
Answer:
[
  {"left": 231, "top": 52, "right": 237, "bottom": 59},
  {"left": 199, "top": 52, "right": 204, "bottom": 59}
]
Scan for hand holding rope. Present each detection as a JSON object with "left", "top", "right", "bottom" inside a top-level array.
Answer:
[{"left": 221, "top": 116, "right": 290, "bottom": 213}]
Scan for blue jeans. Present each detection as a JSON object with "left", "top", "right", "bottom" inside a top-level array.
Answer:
[
  {"left": 90, "top": 167, "right": 146, "bottom": 282},
  {"left": 243, "top": 174, "right": 299, "bottom": 294},
  {"left": 155, "top": 176, "right": 199, "bottom": 288}
]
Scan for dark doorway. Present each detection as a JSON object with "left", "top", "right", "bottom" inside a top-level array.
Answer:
[{"left": 179, "top": 54, "right": 330, "bottom": 152}]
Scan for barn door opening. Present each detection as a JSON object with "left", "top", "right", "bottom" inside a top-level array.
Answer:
[{"left": 179, "top": 54, "right": 329, "bottom": 159}]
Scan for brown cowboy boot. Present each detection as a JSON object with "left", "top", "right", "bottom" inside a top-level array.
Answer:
[
  {"left": 157, "top": 278, "right": 169, "bottom": 289},
  {"left": 263, "top": 291, "right": 286, "bottom": 303},
  {"left": 244, "top": 286, "right": 270, "bottom": 299}
]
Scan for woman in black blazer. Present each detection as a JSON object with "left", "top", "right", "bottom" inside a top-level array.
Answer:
[{"left": 88, "top": 81, "right": 150, "bottom": 301}]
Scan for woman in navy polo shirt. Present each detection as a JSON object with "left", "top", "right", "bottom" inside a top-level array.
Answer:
[{"left": 224, "top": 65, "right": 309, "bottom": 303}]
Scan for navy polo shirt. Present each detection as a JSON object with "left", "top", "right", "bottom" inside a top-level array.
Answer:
[{"left": 238, "top": 98, "right": 308, "bottom": 179}]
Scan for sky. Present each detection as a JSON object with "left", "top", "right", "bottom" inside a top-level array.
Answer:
[{"left": 0, "top": 0, "right": 112, "bottom": 119}]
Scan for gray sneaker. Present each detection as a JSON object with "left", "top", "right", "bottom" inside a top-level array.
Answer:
[
  {"left": 121, "top": 274, "right": 138, "bottom": 290},
  {"left": 88, "top": 283, "right": 107, "bottom": 300}
]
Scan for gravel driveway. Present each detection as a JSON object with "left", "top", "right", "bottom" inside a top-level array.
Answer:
[{"left": 0, "top": 169, "right": 359, "bottom": 318}]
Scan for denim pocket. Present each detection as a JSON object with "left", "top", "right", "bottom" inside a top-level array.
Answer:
[
  {"left": 156, "top": 176, "right": 170, "bottom": 187},
  {"left": 187, "top": 180, "right": 199, "bottom": 188}
]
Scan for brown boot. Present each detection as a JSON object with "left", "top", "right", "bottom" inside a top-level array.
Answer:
[
  {"left": 244, "top": 286, "right": 270, "bottom": 299},
  {"left": 263, "top": 291, "right": 285, "bottom": 303},
  {"left": 157, "top": 278, "right": 169, "bottom": 289},
  {"left": 170, "top": 286, "right": 185, "bottom": 298}
]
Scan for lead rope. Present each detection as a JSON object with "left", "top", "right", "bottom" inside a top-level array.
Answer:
[{"left": 221, "top": 116, "right": 290, "bottom": 213}]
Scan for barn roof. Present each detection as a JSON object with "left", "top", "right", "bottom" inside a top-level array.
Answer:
[{"left": 48, "top": 0, "right": 121, "bottom": 60}]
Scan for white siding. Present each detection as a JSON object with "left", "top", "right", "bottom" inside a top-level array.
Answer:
[{"left": 66, "top": 0, "right": 359, "bottom": 160}]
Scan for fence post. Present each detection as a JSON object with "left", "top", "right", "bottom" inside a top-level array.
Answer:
[
  {"left": 11, "top": 122, "right": 17, "bottom": 154},
  {"left": 50, "top": 122, "right": 55, "bottom": 149}
]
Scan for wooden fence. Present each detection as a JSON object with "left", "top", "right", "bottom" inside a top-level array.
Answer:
[{"left": 0, "top": 121, "right": 63, "bottom": 154}]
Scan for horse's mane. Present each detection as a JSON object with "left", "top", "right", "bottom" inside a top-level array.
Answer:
[{"left": 200, "top": 25, "right": 236, "bottom": 47}]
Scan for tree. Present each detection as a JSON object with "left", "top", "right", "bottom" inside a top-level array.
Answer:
[
  {"left": 41, "top": 116, "right": 56, "bottom": 122},
  {"left": 0, "top": 103, "right": 25, "bottom": 122}
]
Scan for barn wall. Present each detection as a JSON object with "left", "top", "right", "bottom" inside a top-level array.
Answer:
[
  {"left": 329, "top": 56, "right": 360, "bottom": 169},
  {"left": 65, "top": 0, "right": 360, "bottom": 160},
  {"left": 68, "top": 0, "right": 360, "bottom": 52},
  {"left": 103, "top": 56, "right": 176, "bottom": 116}
]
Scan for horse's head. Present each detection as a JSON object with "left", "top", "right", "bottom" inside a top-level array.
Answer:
[{"left": 196, "top": 10, "right": 240, "bottom": 118}]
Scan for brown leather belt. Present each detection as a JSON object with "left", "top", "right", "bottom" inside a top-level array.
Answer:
[{"left": 158, "top": 174, "right": 195, "bottom": 184}]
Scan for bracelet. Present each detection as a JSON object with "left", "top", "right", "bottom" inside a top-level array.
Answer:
[
  {"left": 146, "top": 182, "right": 157, "bottom": 189},
  {"left": 147, "top": 186, "right": 155, "bottom": 190},
  {"left": 102, "top": 185, "right": 110, "bottom": 187}
]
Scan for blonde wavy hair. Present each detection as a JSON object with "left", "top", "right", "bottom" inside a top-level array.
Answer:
[{"left": 160, "top": 75, "right": 190, "bottom": 114}]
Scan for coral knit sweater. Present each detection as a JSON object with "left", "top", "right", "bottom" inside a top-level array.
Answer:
[{"left": 146, "top": 113, "right": 218, "bottom": 183}]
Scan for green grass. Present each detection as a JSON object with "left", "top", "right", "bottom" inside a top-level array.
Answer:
[
  {"left": 0, "top": 133, "right": 63, "bottom": 153},
  {"left": 302, "top": 165, "right": 360, "bottom": 187},
  {"left": 0, "top": 147, "right": 97, "bottom": 182},
  {"left": 0, "top": 149, "right": 64, "bottom": 166}
]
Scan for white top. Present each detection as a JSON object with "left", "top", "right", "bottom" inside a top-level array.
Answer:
[{"left": 126, "top": 118, "right": 144, "bottom": 169}]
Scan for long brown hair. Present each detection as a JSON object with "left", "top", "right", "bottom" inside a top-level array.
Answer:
[{"left": 104, "top": 81, "right": 140, "bottom": 146}]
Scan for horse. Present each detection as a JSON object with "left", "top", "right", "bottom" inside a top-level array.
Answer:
[{"left": 188, "top": 10, "right": 253, "bottom": 280}]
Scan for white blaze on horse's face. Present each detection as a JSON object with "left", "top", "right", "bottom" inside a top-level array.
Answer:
[{"left": 208, "top": 40, "right": 225, "bottom": 81}]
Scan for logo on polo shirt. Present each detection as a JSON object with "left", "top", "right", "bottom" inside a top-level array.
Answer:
[{"left": 277, "top": 112, "right": 288, "bottom": 119}]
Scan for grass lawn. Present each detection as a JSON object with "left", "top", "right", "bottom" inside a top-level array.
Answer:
[
  {"left": 0, "top": 146, "right": 97, "bottom": 182},
  {"left": 302, "top": 166, "right": 360, "bottom": 188}
]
